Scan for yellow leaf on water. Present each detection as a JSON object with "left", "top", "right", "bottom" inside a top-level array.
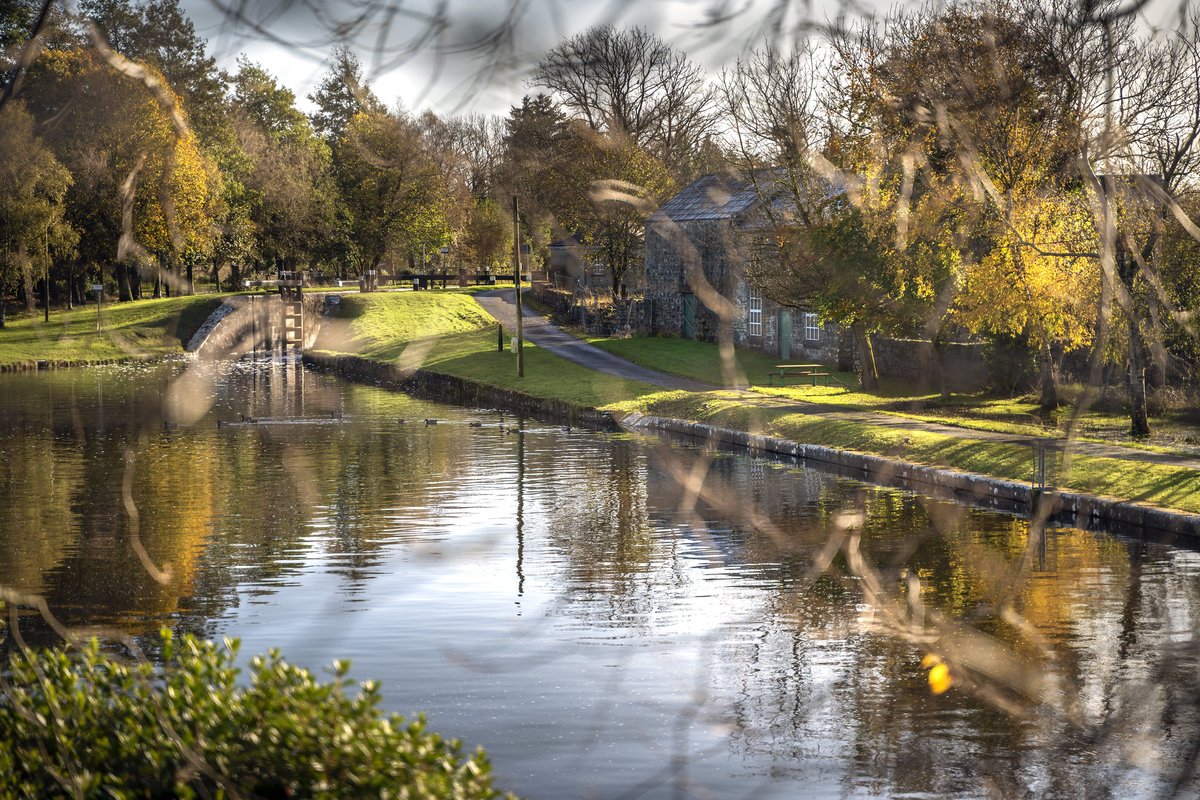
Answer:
[{"left": 928, "top": 663, "right": 953, "bottom": 695}]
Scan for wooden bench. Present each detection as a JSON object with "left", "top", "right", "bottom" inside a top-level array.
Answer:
[{"left": 767, "top": 364, "right": 831, "bottom": 387}]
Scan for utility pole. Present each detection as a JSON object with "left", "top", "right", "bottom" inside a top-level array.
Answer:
[
  {"left": 512, "top": 196, "right": 524, "bottom": 378},
  {"left": 43, "top": 225, "right": 49, "bottom": 323}
]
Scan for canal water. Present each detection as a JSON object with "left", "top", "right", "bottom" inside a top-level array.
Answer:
[{"left": 0, "top": 359, "right": 1197, "bottom": 799}]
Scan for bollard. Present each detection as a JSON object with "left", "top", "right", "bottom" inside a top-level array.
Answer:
[{"left": 497, "top": 323, "right": 504, "bottom": 352}]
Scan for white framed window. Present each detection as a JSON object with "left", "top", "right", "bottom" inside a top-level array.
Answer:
[
  {"left": 803, "top": 312, "right": 820, "bottom": 341},
  {"left": 748, "top": 285, "right": 763, "bottom": 337}
]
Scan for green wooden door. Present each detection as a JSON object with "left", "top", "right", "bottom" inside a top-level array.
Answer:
[
  {"left": 778, "top": 311, "right": 792, "bottom": 360},
  {"left": 682, "top": 293, "right": 697, "bottom": 339}
]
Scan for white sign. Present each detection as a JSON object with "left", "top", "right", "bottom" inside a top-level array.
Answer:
[{"left": 91, "top": 284, "right": 103, "bottom": 292}]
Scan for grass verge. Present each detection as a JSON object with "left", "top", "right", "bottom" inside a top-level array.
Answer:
[
  {"left": 0, "top": 295, "right": 225, "bottom": 369},
  {"left": 604, "top": 391, "right": 1200, "bottom": 515},
  {"left": 589, "top": 335, "right": 1197, "bottom": 456},
  {"left": 315, "top": 291, "right": 661, "bottom": 408}
]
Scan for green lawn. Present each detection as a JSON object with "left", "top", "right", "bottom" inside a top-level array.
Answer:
[
  {"left": 588, "top": 335, "right": 858, "bottom": 387},
  {"left": 315, "top": 291, "right": 661, "bottom": 408},
  {"left": 326, "top": 290, "right": 499, "bottom": 358},
  {"left": 0, "top": 295, "right": 225, "bottom": 369}
]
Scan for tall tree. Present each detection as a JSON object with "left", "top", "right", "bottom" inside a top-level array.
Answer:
[
  {"left": 308, "top": 45, "right": 381, "bottom": 143},
  {"left": 499, "top": 93, "right": 569, "bottom": 230},
  {"left": 79, "top": 0, "right": 228, "bottom": 144},
  {"left": 531, "top": 25, "right": 716, "bottom": 175},
  {"left": 0, "top": 101, "right": 75, "bottom": 322},
  {"left": 460, "top": 198, "right": 511, "bottom": 269},
  {"left": 24, "top": 46, "right": 216, "bottom": 300},
  {"left": 230, "top": 59, "right": 335, "bottom": 276},
  {"left": 336, "top": 107, "right": 440, "bottom": 282},
  {"left": 547, "top": 124, "right": 674, "bottom": 298}
]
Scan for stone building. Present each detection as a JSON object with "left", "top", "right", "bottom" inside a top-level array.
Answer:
[
  {"left": 547, "top": 234, "right": 606, "bottom": 291},
  {"left": 642, "top": 173, "right": 844, "bottom": 363}
]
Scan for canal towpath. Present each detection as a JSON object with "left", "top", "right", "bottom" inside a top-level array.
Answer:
[{"left": 474, "top": 289, "right": 1200, "bottom": 472}]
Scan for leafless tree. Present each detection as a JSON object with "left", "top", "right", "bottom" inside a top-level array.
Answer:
[{"left": 530, "top": 25, "right": 718, "bottom": 174}]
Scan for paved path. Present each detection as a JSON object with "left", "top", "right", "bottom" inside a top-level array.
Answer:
[
  {"left": 475, "top": 290, "right": 714, "bottom": 392},
  {"left": 474, "top": 290, "right": 1200, "bottom": 470}
]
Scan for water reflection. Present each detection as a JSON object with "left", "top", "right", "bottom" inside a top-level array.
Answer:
[{"left": 0, "top": 359, "right": 1197, "bottom": 798}]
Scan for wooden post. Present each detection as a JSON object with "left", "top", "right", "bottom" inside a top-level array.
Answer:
[
  {"left": 498, "top": 323, "right": 503, "bottom": 352},
  {"left": 512, "top": 196, "right": 524, "bottom": 378}
]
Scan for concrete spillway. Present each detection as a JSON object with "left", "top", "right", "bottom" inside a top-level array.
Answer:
[{"left": 186, "top": 293, "right": 326, "bottom": 359}]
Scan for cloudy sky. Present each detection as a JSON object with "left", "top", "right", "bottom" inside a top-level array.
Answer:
[
  {"left": 179, "top": 0, "right": 880, "bottom": 115},
  {"left": 181, "top": 0, "right": 1189, "bottom": 118}
]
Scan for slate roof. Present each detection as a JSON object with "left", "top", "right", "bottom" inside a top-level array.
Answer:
[
  {"left": 549, "top": 234, "right": 582, "bottom": 248},
  {"left": 651, "top": 170, "right": 848, "bottom": 225},
  {"left": 649, "top": 174, "right": 760, "bottom": 222}
]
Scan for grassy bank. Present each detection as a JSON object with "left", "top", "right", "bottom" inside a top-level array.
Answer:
[
  {"left": 314, "top": 291, "right": 662, "bottom": 408},
  {"left": 313, "top": 292, "right": 1200, "bottom": 515},
  {"left": 0, "top": 295, "right": 226, "bottom": 370},
  {"left": 590, "top": 335, "right": 1198, "bottom": 456},
  {"left": 605, "top": 391, "right": 1200, "bottom": 515}
]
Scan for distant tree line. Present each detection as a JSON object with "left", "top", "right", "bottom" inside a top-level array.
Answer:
[{"left": 0, "top": 1, "right": 720, "bottom": 311}]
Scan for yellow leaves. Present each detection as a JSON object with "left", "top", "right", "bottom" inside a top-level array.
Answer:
[
  {"left": 135, "top": 129, "right": 216, "bottom": 257},
  {"left": 921, "top": 653, "right": 954, "bottom": 695},
  {"left": 31, "top": 47, "right": 216, "bottom": 260},
  {"left": 953, "top": 190, "right": 1099, "bottom": 351}
]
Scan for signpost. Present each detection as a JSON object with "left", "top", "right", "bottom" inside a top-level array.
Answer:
[{"left": 92, "top": 283, "right": 103, "bottom": 333}]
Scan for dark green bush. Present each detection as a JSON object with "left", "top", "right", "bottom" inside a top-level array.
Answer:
[{"left": 0, "top": 631, "right": 517, "bottom": 799}]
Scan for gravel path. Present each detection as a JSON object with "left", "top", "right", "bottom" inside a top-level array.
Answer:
[{"left": 474, "top": 289, "right": 1200, "bottom": 470}]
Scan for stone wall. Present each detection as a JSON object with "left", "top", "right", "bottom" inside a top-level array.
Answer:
[
  {"left": 644, "top": 218, "right": 740, "bottom": 341},
  {"left": 740, "top": 294, "right": 844, "bottom": 364},
  {"left": 622, "top": 413, "right": 1200, "bottom": 539},
  {"left": 188, "top": 292, "right": 326, "bottom": 358},
  {"left": 533, "top": 285, "right": 646, "bottom": 336},
  {"left": 303, "top": 351, "right": 620, "bottom": 430},
  {"left": 871, "top": 337, "right": 989, "bottom": 391},
  {"left": 643, "top": 218, "right": 847, "bottom": 363}
]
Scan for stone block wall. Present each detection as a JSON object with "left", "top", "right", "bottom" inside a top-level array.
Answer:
[
  {"left": 644, "top": 217, "right": 849, "bottom": 364},
  {"left": 871, "top": 337, "right": 989, "bottom": 391},
  {"left": 644, "top": 218, "right": 742, "bottom": 341}
]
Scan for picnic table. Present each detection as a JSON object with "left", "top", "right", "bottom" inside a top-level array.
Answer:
[{"left": 767, "top": 364, "right": 831, "bottom": 387}]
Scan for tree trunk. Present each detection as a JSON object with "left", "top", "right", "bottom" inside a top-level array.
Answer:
[
  {"left": 20, "top": 243, "right": 35, "bottom": 314},
  {"left": 853, "top": 322, "right": 879, "bottom": 390},
  {"left": 1038, "top": 341, "right": 1060, "bottom": 411},
  {"left": 1128, "top": 320, "right": 1151, "bottom": 437},
  {"left": 117, "top": 261, "right": 132, "bottom": 301}
]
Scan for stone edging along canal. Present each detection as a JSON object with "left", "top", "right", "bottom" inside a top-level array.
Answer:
[
  {"left": 0, "top": 356, "right": 156, "bottom": 373},
  {"left": 302, "top": 350, "right": 1200, "bottom": 543}
]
